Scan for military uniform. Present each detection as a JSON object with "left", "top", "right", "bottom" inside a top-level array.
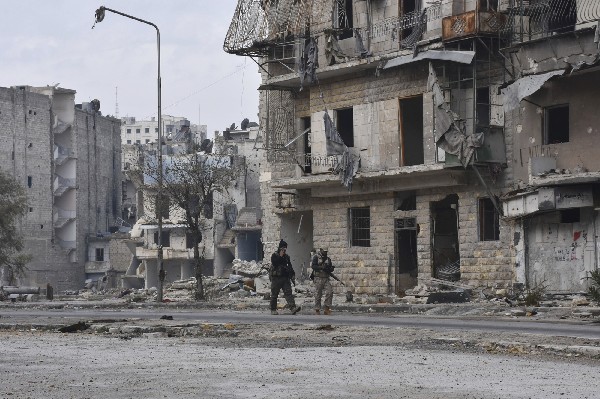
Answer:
[
  {"left": 269, "top": 240, "right": 301, "bottom": 315},
  {"left": 311, "top": 248, "right": 334, "bottom": 315}
]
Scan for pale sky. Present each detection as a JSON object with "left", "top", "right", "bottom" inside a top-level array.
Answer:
[{"left": 0, "top": 0, "right": 261, "bottom": 135}]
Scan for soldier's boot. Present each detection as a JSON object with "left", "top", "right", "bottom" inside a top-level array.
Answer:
[
  {"left": 324, "top": 307, "right": 332, "bottom": 315},
  {"left": 315, "top": 309, "right": 321, "bottom": 315},
  {"left": 271, "top": 310, "right": 279, "bottom": 315}
]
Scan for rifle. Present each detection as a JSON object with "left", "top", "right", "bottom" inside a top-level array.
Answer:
[{"left": 328, "top": 272, "right": 345, "bottom": 286}]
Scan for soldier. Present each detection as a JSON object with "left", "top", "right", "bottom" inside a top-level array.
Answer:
[
  {"left": 269, "top": 240, "right": 301, "bottom": 315},
  {"left": 311, "top": 248, "right": 334, "bottom": 315}
]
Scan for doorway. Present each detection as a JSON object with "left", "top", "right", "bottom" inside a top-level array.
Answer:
[
  {"left": 395, "top": 217, "right": 418, "bottom": 293},
  {"left": 431, "top": 194, "right": 460, "bottom": 281}
]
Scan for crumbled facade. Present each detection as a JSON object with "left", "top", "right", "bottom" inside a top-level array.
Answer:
[
  {"left": 225, "top": 0, "right": 600, "bottom": 294},
  {"left": 0, "top": 85, "right": 122, "bottom": 291}
]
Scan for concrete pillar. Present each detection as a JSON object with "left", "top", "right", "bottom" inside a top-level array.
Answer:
[{"left": 145, "top": 259, "right": 159, "bottom": 289}]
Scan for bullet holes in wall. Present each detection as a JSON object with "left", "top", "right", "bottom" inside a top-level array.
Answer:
[{"left": 29, "top": 207, "right": 33, "bottom": 212}]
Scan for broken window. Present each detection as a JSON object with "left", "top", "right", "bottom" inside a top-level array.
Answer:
[
  {"left": 478, "top": 197, "right": 499, "bottom": 241},
  {"left": 395, "top": 191, "right": 417, "bottom": 211},
  {"left": 560, "top": 208, "right": 580, "bottom": 223},
  {"left": 399, "top": 96, "right": 424, "bottom": 166},
  {"left": 334, "top": 0, "right": 353, "bottom": 40},
  {"left": 335, "top": 108, "right": 354, "bottom": 147},
  {"left": 476, "top": 87, "right": 490, "bottom": 128},
  {"left": 544, "top": 104, "right": 569, "bottom": 144},
  {"left": 349, "top": 207, "right": 370, "bottom": 247},
  {"left": 95, "top": 248, "right": 104, "bottom": 262},
  {"left": 153, "top": 231, "right": 171, "bottom": 247}
]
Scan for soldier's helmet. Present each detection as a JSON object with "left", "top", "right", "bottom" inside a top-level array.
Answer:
[{"left": 319, "top": 248, "right": 328, "bottom": 257}]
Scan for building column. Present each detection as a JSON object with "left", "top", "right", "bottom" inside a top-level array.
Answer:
[{"left": 145, "top": 259, "right": 159, "bottom": 289}]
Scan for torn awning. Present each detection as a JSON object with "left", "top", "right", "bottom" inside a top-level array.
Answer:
[
  {"left": 501, "top": 70, "right": 565, "bottom": 112},
  {"left": 383, "top": 50, "right": 475, "bottom": 70}
]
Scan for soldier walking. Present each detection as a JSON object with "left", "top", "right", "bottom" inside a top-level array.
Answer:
[
  {"left": 311, "top": 248, "right": 334, "bottom": 315},
  {"left": 269, "top": 240, "right": 301, "bottom": 315}
]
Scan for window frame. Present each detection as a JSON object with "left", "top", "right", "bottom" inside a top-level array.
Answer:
[
  {"left": 153, "top": 230, "right": 171, "bottom": 247},
  {"left": 349, "top": 207, "right": 371, "bottom": 247},
  {"left": 95, "top": 247, "right": 105, "bottom": 262},
  {"left": 478, "top": 197, "right": 500, "bottom": 241},
  {"left": 543, "top": 104, "right": 569, "bottom": 145}
]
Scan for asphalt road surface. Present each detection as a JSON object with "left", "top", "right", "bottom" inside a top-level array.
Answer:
[{"left": 3, "top": 308, "right": 600, "bottom": 339}]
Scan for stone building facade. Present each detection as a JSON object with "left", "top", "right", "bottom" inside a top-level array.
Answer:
[
  {"left": 225, "top": 0, "right": 600, "bottom": 295},
  {"left": 0, "top": 85, "right": 122, "bottom": 292}
]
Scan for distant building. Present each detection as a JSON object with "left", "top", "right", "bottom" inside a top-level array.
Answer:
[
  {"left": 0, "top": 85, "right": 122, "bottom": 291},
  {"left": 120, "top": 115, "right": 206, "bottom": 146}
]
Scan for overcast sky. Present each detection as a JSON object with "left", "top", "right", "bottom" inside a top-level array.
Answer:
[{"left": 0, "top": 0, "right": 261, "bottom": 136}]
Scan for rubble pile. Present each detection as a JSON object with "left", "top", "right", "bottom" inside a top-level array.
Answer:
[{"left": 230, "top": 259, "right": 268, "bottom": 277}]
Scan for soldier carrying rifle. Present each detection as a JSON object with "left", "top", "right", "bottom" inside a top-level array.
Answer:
[{"left": 310, "top": 248, "right": 342, "bottom": 315}]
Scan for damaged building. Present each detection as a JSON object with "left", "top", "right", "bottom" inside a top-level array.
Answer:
[
  {"left": 0, "top": 85, "right": 122, "bottom": 292},
  {"left": 122, "top": 122, "right": 264, "bottom": 289},
  {"left": 224, "top": 0, "right": 600, "bottom": 294}
]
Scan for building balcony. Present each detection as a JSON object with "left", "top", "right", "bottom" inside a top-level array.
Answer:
[
  {"left": 442, "top": 10, "right": 507, "bottom": 42},
  {"left": 272, "top": 163, "right": 468, "bottom": 198},
  {"left": 53, "top": 208, "right": 76, "bottom": 229},
  {"left": 498, "top": 0, "right": 600, "bottom": 46},
  {"left": 53, "top": 144, "right": 74, "bottom": 166},
  {"left": 53, "top": 175, "right": 76, "bottom": 196}
]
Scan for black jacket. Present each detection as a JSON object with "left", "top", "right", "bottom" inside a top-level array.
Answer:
[{"left": 271, "top": 251, "right": 295, "bottom": 279}]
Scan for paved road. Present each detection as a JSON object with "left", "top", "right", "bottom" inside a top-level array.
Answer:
[{"left": 3, "top": 308, "right": 600, "bottom": 339}]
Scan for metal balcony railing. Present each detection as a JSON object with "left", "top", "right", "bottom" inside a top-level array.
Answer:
[
  {"left": 365, "top": 3, "right": 442, "bottom": 41},
  {"left": 499, "top": 0, "right": 600, "bottom": 44}
]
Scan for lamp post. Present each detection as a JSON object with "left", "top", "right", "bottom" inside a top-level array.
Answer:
[{"left": 94, "top": 6, "right": 165, "bottom": 302}]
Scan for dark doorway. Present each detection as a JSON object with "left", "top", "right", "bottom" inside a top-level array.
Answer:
[
  {"left": 302, "top": 116, "right": 312, "bottom": 173},
  {"left": 395, "top": 218, "right": 418, "bottom": 293},
  {"left": 400, "top": 95, "right": 424, "bottom": 166},
  {"left": 336, "top": 108, "right": 354, "bottom": 147},
  {"left": 400, "top": 0, "right": 418, "bottom": 39},
  {"left": 431, "top": 194, "right": 460, "bottom": 281}
]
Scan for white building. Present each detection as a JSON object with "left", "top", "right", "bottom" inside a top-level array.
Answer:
[{"left": 120, "top": 115, "right": 206, "bottom": 146}]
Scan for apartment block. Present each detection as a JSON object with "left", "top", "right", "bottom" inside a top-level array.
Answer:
[{"left": 0, "top": 86, "right": 122, "bottom": 292}]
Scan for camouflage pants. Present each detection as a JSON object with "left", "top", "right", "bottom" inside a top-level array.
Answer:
[{"left": 313, "top": 276, "right": 333, "bottom": 310}]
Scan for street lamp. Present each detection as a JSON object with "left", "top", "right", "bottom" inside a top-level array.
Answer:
[{"left": 94, "top": 6, "right": 165, "bottom": 302}]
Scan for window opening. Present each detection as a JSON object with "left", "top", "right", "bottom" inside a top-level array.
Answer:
[
  {"left": 544, "top": 105, "right": 569, "bottom": 144},
  {"left": 349, "top": 207, "right": 370, "bottom": 247},
  {"left": 399, "top": 96, "right": 424, "bottom": 166},
  {"left": 145, "top": 128, "right": 150, "bottom": 133},
  {"left": 186, "top": 231, "right": 202, "bottom": 249},
  {"left": 302, "top": 116, "right": 312, "bottom": 173},
  {"left": 560, "top": 208, "right": 580, "bottom": 223},
  {"left": 334, "top": 0, "right": 353, "bottom": 40},
  {"left": 479, "top": 197, "right": 499, "bottom": 241},
  {"left": 154, "top": 231, "right": 171, "bottom": 247},
  {"left": 27, "top": 176, "right": 32, "bottom": 188},
  {"left": 335, "top": 108, "right": 354, "bottom": 147},
  {"left": 395, "top": 191, "right": 417, "bottom": 211},
  {"left": 476, "top": 87, "right": 490, "bottom": 128},
  {"left": 95, "top": 248, "right": 105, "bottom": 261}
]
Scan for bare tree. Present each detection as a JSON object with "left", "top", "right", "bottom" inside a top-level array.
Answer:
[
  {"left": 143, "top": 151, "right": 242, "bottom": 300},
  {"left": 0, "top": 169, "right": 31, "bottom": 285}
]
